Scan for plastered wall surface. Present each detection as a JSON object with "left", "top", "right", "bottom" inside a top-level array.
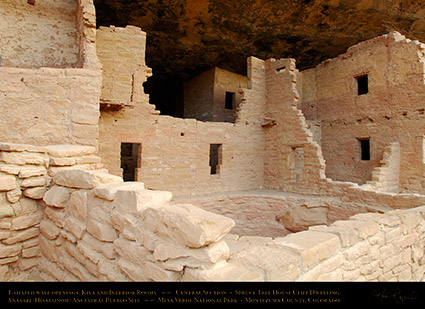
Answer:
[{"left": 0, "top": 0, "right": 79, "bottom": 68}]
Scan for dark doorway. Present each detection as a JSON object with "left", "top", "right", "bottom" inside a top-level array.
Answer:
[
  {"left": 358, "top": 138, "right": 370, "bottom": 161},
  {"left": 120, "top": 143, "right": 141, "bottom": 181},
  {"left": 209, "top": 144, "right": 222, "bottom": 175},
  {"left": 225, "top": 91, "right": 235, "bottom": 110},
  {"left": 356, "top": 74, "right": 368, "bottom": 95}
]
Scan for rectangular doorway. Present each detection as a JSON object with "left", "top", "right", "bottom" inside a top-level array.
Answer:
[
  {"left": 120, "top": 143, "right": 141, "bottom": 181},
  {"left": 209, "top": 144, "right": 222, "bottom": 175},
  {"left": 357, "top": 138, "right": 370, "bottom": 161}
]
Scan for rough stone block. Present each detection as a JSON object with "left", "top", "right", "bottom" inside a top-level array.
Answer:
[
  {"left": 45, "top": 145, "right": 96, "bottom": 158},
  {"left": 11, "top": 211, "right": 43, "bottom": 231},
  {"left": 49, "top": 157, "right": 76, "bottom": 166},
  {"left": 2, "top": 227, "right": 39, "bottom": 245},
  {"left": 81, "top": 233, "right": 116, "bottom": 260},
  {"left": 152, "top": 237, "right": 230, "bottom": 268},
  {"left": 113, "top": 236, "right": 149, "bottom": 265},
  {"left": 0, "top": 243, "right": 22, "bottom": 259},
  {"left": 182, "top": 261, "right": 264, "bottom": 281},
  {"left": 18, "top": 166, "right": 46, "bottom": 178},
  {"left": 310, "top": 225, "right": 359, "bottom": 248},
  {"left": 280, "top": 205, "right": 328, "bottom": 232},
  {"left": 0, "top": 143, "right": 46, "bottom": 153},
  {"left": 39, "top": 220, "right": 61, "bottom": 240},
  {"left": 230, "top": 245, "right": 302, "bottom": 281},
  {"left": 271, "top": 231, "right": 340, "bottom": 270},
  {"left": 87, "top": 218, "right": 118, "bottom": 242},
  {"left": 143, "top": 261, "right": 181, "bottom": 281},
  {"left": 64, "top": 216, "right": 86, "bottom": 240},
  {"left": 117, "top": 259, "right": 148, "bottom": 281},
  {"left": 68, "top": 191, "right": 87, "bottom": 221},
  {"left": 332, "top": 219, "right": 379, "bottom": 239},
  {"left": 43, "top": 185, "right": 70, "bottom": 208},
  {"left": 93, "top": 181, "right": 145, "bottom": 201},
  {"left": 0, "top": 174, "right": 16, "bottom": 191},
  {"left": 54, "top": 169, "right": 123, "bottom": 189},
  {"left": 22, "top": 187, "right": 46, "bottom": 199},
  {"left": 0, "top": 152, "right": 46, "bottom": 166},
  {"left": 0, "top": 163, "right": 20, "bottom": 175},
  {"left": 44, "top": 206, "right": 67, "bottom": 228},
  {"left": 76, "top": 240, "right": 102, "bottom": 265},
  {"left": 112, "top": 188, "right": 172, "bottom": 215},
  {"left": 20, "top": 176, "right": 46, "bottom": 188},
  {"left": 0, "top": 204, "right": 14, "bottom": 219},
  {"left": 110, "top": 211, "right": 138, "bottom": 238},
  {"left": 144, "top": 203, "right": 235, "bottom": 248}
]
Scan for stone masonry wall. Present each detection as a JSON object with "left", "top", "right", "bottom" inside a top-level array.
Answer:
[
  {"left": 0, "top": 67, "right": 101, "bottom": 147},
  {"left": 298, "top": 32, "right": 425, "bottom": 193},
  {"left": 0, "top": 143, "right": 104, "bottom": 280},
  {"left": 0, "top": 142, "right": 424, "bottom": 282},
  {"left": 263, "top": 58, "right": 327, "bottom": 193},
  {"left": 35, "top": 166, "right": 425, "bottom": 282},
  {"left": 0, "top": 0, "right": 79, "bottom": 68},
  {"left": 97, "top": 26, "right": 265, "bottom": 197},
  {"left": 174, "top": 191, "right": 386, "bottom": 237},
  {"left": 226, "top": 206, "right": 425, "bottom": 281},
  {"left": 0, "top": 0, "right": 102, "bottom": 147}
]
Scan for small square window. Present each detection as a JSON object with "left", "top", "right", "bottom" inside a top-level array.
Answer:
[
  {"left": 225, "top": 92, "right": 235, "bottom": 110},
  {"left": 356, "top": 75, "right": 369, "bottom": 95}
]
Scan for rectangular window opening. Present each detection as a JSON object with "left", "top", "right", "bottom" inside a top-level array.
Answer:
[
  {"left": 356, "top": 74, "right": 369, "bottom": 95},
  {"left": 120, "top": 143, "right": 141, "bottom": 181},
  {"left": 225, "top": 92, "right": 235, "bottom": 110},
  {"left": 358, "top": 138, "right": 370, "bottom": 161},
  {"left": 209, "top": 144, "right": 222, "bottom": 175}
]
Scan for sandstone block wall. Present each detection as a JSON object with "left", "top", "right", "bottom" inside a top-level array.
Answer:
[
  {"left": 298, "top": 32, "right": 425, "bottom": 193},
  {"left": 263, "top": 58, "right": 326, "bottom": 193},
  {"left": 0, "top": 0, "right": 79, "bottom": 68},
  {"left": 183, "top": 67, "right": 248, "bottom": 123},
  {"left": 1, "top": 142, "right": 424, "bottom": 282},
  {"left": 34, "top": 167, "right": 425, "bottom": 282},
  {"left": 0, "top": 0, "right": 101, "bottom": 147},
  {"left": 96, "top": 26, "right": 147, "bottom": 105},
  {"left": 175, "top": 190, "right": 386, "bottom": 237},
  {"left": 37, "top": 168, "right": 263, "bottom": 282},
  {"left": 0, "top": 143, "right": 104, "bottom": 280},
  {"left": 0, "top": 67, "right": 101, "bottom": 147},
  {"left": 97, "top": 26, "right": 265, "bottom": 197}
]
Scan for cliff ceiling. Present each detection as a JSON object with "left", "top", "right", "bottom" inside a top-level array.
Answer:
[{"left": 94, "top": 0, "right": 425, "bottom": 80}]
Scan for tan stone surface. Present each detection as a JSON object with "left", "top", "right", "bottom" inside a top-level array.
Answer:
[
  {"left": 54, "top": 169, "right": 123, "bottom": 189},
  {"left": 144, "top": 203, "right": 235, "bottom": 248}
]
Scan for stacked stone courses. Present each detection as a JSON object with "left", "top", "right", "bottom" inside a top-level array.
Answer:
[
  {"left": 0, "top": 143, "right": 424, "bottom": 281},
  {"left": 1, "top": 0, "right": 425, "bottom": 282}
]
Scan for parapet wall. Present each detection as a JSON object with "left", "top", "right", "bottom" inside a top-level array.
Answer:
[{"left": 1, "top": 142, "right": 424, "bottom": 282}]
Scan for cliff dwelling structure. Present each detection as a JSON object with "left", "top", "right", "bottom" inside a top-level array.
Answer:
[{"left": 0, "top": 0, "right": 425, "bottom": 283}]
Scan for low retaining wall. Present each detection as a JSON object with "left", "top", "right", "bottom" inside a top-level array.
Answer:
[{"left": 175, "top": 191, "right": 387, "bottom": 237}]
